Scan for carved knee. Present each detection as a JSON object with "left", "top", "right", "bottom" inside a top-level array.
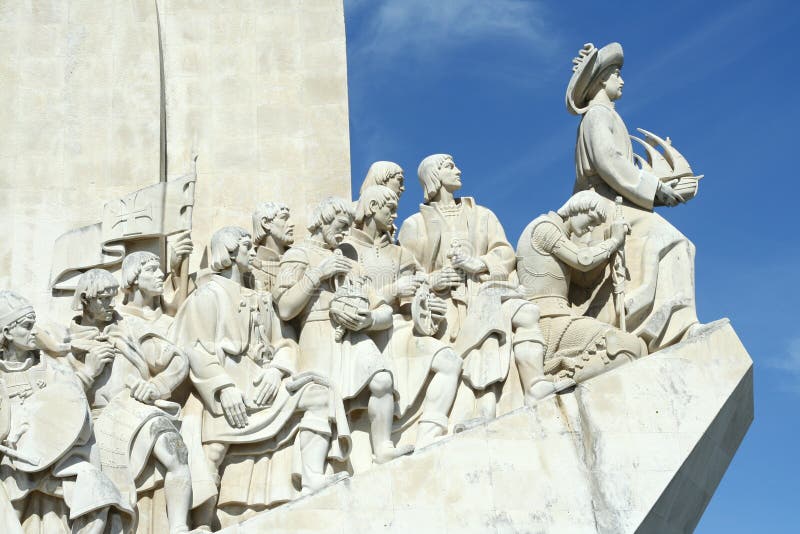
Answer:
[
  {"left": 369, "top": 371, "right": 394, "bottom": 397},
  {"left": 511, "top": 302, "right": 540, "bottom": 329},
  {"left": 299, "top": 383, "right": 330, "bottom": 411},
  {"left": 432, "top": 348, "right": 462, "bottom": 376},
  {"left": 155, "top": 430, "right": 189, "bottom": 469}
]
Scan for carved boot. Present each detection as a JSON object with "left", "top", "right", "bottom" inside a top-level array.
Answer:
[{"left": 373, "top": 441, "right": 414, "bottom": 464}]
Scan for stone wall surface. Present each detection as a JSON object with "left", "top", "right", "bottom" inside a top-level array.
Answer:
[
  {"left": 221, "top": 320, "right": 753, "bottom": 534},
  {"left": 0, "top": 0, "right": 351, "bottom": 320}
]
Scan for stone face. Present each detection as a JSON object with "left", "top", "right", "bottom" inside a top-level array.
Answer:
[{"left": 222, "top": 320, "right": 752, "bottom": 534}]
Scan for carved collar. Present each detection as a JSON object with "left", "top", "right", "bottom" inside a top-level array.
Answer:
[{"left": 348, "top": 227, "right": 392, "bottom": 249}]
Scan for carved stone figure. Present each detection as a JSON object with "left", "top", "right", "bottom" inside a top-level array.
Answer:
[
  {"left": 0, "top": 290, "right": 134, "bottom": 534},
  {"left": 172, "top": 227, "right": 351, "bottom": 529},
  {"left": 341, "top": 186, "right": 462, "bottom": 448},
  {"left": 516, "top": 191, "right": 647, "bottom": 383},
  {"left": 274, "top": 198, "right": 414, "bottom": 464},
  {"left": 250, "top": 202, "right": 295, "bottom": 294},
  {"left": 567, "top": 42, "right": 703, "bottom": 351},
  {"left": 398, "top": 155, "right": 554, "bottom": 420},
  {"left": 66, "top": 269, "right": 192, "bottom": 534},
  {"left": 358, "top": 161, "right": 406, "bottom": 197}
]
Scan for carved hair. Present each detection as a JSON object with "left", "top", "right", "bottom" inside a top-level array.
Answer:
[
  {"left": 210, "top": 226, "right": 251, "bottom": 272},
  {"left": 307, "top": 197, "right": 354, "bottom": 234},
  {"left": 556, "top": 190, "right": 608, "bottom": 220},
  {"left": 359, "top": 161, "right": 403, "bottom": 196},
  {"left": 72, "top": 269, "right": 119, "bottom": 311},
  {"left": 355, "top": 186, "right": 398, "bottom": 226},
  {"left": 252, "top": 201, "right": 290, "bottom": 247},
  {"left": 0, "top": 290, "right": 34, "bottom": 349},
  {"left": 121, "top": 251, "right": 160, "bottom": 292},
  {"left": 418, "top": 154, "right": 452, "bottom": 203}
]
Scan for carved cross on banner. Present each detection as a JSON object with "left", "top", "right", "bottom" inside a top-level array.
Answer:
[{"left": 108, "top": 192, "right": 153, "bottom": 237}]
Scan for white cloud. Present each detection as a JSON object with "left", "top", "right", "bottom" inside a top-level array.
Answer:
[
  {"left": 766, "top": 338, "right": 800, "bottom": 395},
  {"left": 345, "top": 0, "right": 557, "bottom": 66}
]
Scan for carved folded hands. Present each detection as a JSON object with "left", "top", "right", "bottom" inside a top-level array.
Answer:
[{"left": 252, "top": 367, "right": 284, "bottom": 407}]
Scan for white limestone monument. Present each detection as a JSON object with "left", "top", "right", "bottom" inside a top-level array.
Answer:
[{"left": 0, "top": 2, "right": 752, "bottom": 532}]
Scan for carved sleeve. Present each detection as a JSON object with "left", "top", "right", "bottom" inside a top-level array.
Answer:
[
  {"left": 273, "top": 248, "right": 315, "bottom": 321},
  {"left": 397, "top": 215, "right": 428, "bottom": 272},
  {"left": 546, "top": 230, "right": 622, "bottom": 273},
  {"left": 171, "top": 289, "right": 235, "bottom": 412},
  {"left": 479, "top": 208, "right": 516, "bottom": 278},
  {"left": 581, "top": 106, "right": 659, "bottom": 210}
]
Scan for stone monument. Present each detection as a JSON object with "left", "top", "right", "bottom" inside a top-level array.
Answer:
[{"left": 0, "top": 1, "right": 752, "bottom": 531}]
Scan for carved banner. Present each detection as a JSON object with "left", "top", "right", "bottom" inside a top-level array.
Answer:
[{"left": 50, "top": 175, "right": 196, "bottom": 290}]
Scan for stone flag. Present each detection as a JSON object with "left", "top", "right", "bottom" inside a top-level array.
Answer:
[{"left": 50, "top": 175, "right": 196, "bottom": 290}]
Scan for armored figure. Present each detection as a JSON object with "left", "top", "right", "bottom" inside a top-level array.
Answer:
[
  {"left": 66, "top": 269, "right": 192, "bottom": 534},
  {"left": 341, "top": 186, "right": 462, "bottom": 448},
  {"left": 516, "top": 191, "right": 647, "bottom": 383},
  {"left": 172, "top": 227, "right": 350, "bottom": 529},
  {"left": 567, "top": 42, "right": 703, "bottom": 350},
  {"left": 0, "top": 290, "right": 133, "bottom": 534},
  {"left": 274, "top": 197, "right": 414, "bottom": 464}
]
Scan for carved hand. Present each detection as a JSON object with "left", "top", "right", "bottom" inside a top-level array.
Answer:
[
  {"left": 220, "top": 386, "right": 249, "bottom": 429},
  {"left": 85, "top": 345, "right": 115, "bottom": 378},
  {"left": 131, "top": 378, "right": 160, "bottom": 404},
  {"left": 429, "top": 267, "right": 462, "bottom": 292},
  {"left": 610, "top": 219, "right": 628, "bottom": 245},
  {"left": 394, "top": 274, "right": 424, "bottom": 298},
  {"left": 655, "top": 181, "right": 684, "bottom": 207},
  {"left": 450, "top": 254, "right": 487, "bottom": 275},
  {"left": 428, "top": 295, "right": 448, "bottom": 319},
  {"left": 169, "top": 230, "right": 194, "bottom": 272},
  {"left": 337, "top": 308, "right": 372, "bottom": 332},
  {"left": 317, "top": 254, "right": 352, "bottom": 280},
  {"left": 253, "top": 367, "right": 284, "bottom": 406}
]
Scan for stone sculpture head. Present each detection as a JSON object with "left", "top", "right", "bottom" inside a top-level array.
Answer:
[
  {"left": 0, "top": 290, "right": 37, "bottom": 357},
  {"left": 73, "top": 269, "right": 119, "bottom": 325},
  {"left": 355, "top": 185, "right": 398, "bottom": 233},
  {"left": 418, "top": 154, "right": 461, "bottom": 203},
  {"left": 566, "top": 42, "right": 624, "bottom": 114},
  {"left": 252, "top": 201, "right": 294, "bottom": 252},
  {"left": 210, "top": 226, "right": 254, "bottom": 274},
  {"left": 121, "top": 251, "right": 164, "bottom": 304},
  {"left": 556, "top": 190, "right": 608, "bottom": 237},
  {"left": 360, "top": 161, "right": 405, "bottom": 198},
  {"left": 307, "top": 197, "right": 354, "bottom": 249}
]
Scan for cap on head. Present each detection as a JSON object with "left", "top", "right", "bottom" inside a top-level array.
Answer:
[{"left": 565, "top": 42, "right": 624, "bottom": 115}]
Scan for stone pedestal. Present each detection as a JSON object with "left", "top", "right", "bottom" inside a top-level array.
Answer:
[{"left": 222, "top": 320, "right": 753, "bottom": 534}]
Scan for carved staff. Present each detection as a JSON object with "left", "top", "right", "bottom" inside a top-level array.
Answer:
[{"left": 611, "top": 196, "right": 628, "bottom": 331}]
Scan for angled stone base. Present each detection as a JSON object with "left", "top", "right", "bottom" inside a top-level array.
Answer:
[{"left": 220, "top": 319, "right": 753, "bottom": 534}]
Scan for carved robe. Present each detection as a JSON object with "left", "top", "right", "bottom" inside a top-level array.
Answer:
[
  {"left": 398, "top": 198, "right": 535, "bottom": 391},
  {"left": 574, "top": 102, "right": 699, "bottom": 350},
  {"left": 0, "top": 352, "right": 133, "bottom": 534},
  {"left": 340, "top": 228, "right": 452, "bottom": 417},
  {"left": 171, "top": 274, "right": 350, "bottom": 512},
  {"left": 275, "top": 239, "right": 395, "bottom": 403}
]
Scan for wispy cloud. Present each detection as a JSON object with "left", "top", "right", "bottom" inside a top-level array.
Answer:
[
  {"left": 767, "top": 338, "right": 800, "bottom": 395},
  {"left": 345, "top": 0, "right": 558, "bottom": 67}
]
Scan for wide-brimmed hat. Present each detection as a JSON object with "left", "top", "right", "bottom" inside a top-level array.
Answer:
[{"left": 566, "top": 42, "right": 624, "bottom": 115}]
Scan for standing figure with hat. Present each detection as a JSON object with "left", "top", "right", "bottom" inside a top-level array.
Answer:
[
  {"left": 566, "top": 42, "right": 705, "bottom": 351},
  {"left": 0, "top": 289, "right": 133, "bottom": 533}
]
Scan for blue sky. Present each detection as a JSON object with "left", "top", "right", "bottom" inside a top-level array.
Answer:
[{"left": 344, "top": 0, "right": 799, "bottom": 531}]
